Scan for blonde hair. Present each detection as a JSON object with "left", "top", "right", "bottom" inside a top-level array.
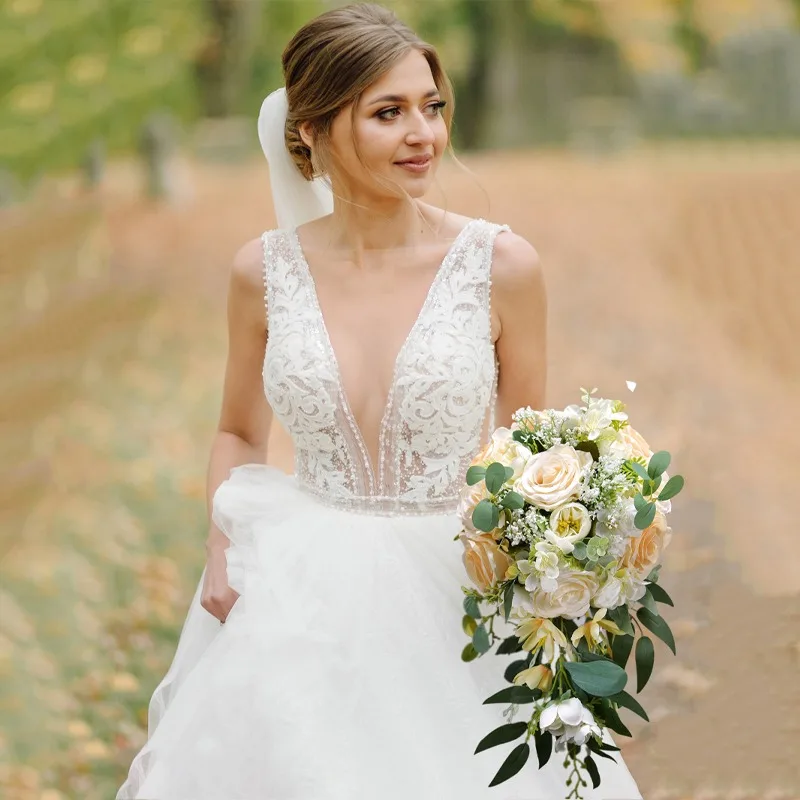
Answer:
[{"left": 281, "top": 2, "right": 455, "bottom": 188}]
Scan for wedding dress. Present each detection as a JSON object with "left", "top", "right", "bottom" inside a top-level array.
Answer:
[{"left": 116, "top": 218, "right": 643, "bottom": 800}]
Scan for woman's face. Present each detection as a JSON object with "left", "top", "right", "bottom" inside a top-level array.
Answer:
[{"left": 326, "top": 49, "right": 449, "bottom": 201}]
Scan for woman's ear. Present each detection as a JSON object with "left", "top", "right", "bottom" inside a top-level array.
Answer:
[{"left": 298, "top": 121, "right": 315, "bottom": 150}]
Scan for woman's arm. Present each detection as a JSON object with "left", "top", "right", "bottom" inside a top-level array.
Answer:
[
  {"left": 204, "top": 236, "right": 272, "bottom": 554},
  {"left": 492, "top": 231, "right": 548, "bottom": 427}
]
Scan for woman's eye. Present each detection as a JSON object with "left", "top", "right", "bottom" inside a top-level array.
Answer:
[
  {"left": 377, "top": 107, "right": 401, "bottom": 121},
  {"left": 426, "top": 101, "right": 447, "bottom": 116}
]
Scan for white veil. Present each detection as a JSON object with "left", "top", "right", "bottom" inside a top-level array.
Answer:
[{"left": 257, "top": 87, "right": 334, "bottom": 230}]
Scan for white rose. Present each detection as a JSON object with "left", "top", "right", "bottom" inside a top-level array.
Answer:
[
  {"left": 529, "top": 569, "right": 598, "bottom": 618},
  {"left": 592, "top": 573, "right": 626, "bottom": 609},
  {"left": 514, "top": 444, "right": 592, "bottom": 511},
  {"left": 471, "top": 427, "right": 532, "bottom": 480},
  {"left": 545, "top": 502, "right": 592, "bottom": 554}
]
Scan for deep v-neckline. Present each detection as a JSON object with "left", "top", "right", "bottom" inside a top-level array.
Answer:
[{"left": 288, "top": 219, "right": 478, "bottom": 493}]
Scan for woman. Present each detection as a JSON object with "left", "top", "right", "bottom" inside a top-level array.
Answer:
[{"left": 117, "top": 4, "right": 643, "bottom": 798}]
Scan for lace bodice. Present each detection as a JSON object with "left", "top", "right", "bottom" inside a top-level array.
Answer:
[{"left": 261, "top": 218, "right": 509, "bottom": 516}]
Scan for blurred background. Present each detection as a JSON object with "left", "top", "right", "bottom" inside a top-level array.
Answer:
[{"left": 1, "top": 0, "right": 799, "bottom": 798}]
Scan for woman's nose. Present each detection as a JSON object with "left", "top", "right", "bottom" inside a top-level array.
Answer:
[{"left": 405, "top": 112, "right": 436, "bottom": 145}]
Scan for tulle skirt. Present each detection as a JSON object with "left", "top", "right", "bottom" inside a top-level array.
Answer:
[{"left": 116, "top": 464, "right": 643, "bottom": 800}]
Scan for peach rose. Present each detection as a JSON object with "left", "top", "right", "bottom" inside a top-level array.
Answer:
[
  {"left": 514, "top": 445, "right": 592, "bottom": 511},
  {"left": 621, "top": 511, "right": 672, "bottom": 575},
  {"left": 460, "top": 533, "right": 513, "bottom": 593},
  {"left": 616, "top": 425, "right": 653, "bottom": 462},
  {"left": 470, "top": 427, "right": 532, "bottom": 480}
]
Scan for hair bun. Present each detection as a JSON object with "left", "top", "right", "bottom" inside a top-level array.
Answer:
[{"left": 284, "top": 119, "right": 315, "bottom": 182}]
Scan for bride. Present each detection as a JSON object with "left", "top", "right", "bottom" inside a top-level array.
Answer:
[{"left": 117, "top": 3, "right": 643, "bottom": 798}]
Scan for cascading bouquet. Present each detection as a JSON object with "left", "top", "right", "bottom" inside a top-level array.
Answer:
[{"left": 458, "top": 388, "right": 683, "bottom": 796}]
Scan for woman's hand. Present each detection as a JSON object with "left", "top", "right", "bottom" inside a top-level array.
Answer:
[{"left": 201, "top": 543, "right": 240, "bottom": 624}]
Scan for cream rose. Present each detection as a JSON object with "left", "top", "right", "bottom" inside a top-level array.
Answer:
[
  {"left": 545, "top": 502, "right": 592, "bottom": 554},
  {"left": 528, "top": 569, "right": 599, "bottom": 618},
  {"left": 592, "top": 573, "right": 626, "bottom": 609},
  {"left": 471, "top": 427, "right": 532, "bottom": 480},
  {"left": 457, "top": 480, "right": 489, "bottom": 532},
  {"left": 615, "top": 424, "right": 653, "bottom": 462},
  {"left": 460, "top": 533, "right": 513, "bottom": 593},
  {"left": 621, "top": 511, "right": 672, "bottom": 575},
  {"left": 514, "top": 444, "right": 592, "bottom": 511}
]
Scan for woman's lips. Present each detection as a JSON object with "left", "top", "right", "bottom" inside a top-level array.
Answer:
[{"left": 394, "top": 155, "right": 432, "bottom": 173}]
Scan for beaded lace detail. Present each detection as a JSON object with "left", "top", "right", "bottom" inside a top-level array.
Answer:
[{"left": 262, "top": 219, "right": 509, "bottom": 516}]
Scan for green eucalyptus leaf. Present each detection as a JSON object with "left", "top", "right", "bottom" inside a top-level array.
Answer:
[
  {"left": 489, "top": 742, "right": 530, "bottom": 787},
  {"left": 635, "top": 636, "right": 655, "bottom": 692},
  {"left": 500, "top": 491, "right": 525, "bottom": 511},
  {"left": 485, "top": 462, "right": 508, "bottom": 495},
  {"left": 628, "top": 461, "right": 650, "bottom": 482},
  {"left": 647, "top": 451, "right": 671, "bottom": 480},
  {"left": 504, "top": 466, "right": 515, "bottom": 481},
  {"left": 462, "top": 614, "right": 478, "bottom": 637},
  {"left": 645, "top": 564, "right": 662, "bottom": 583},
  {"left": 463, "top": 596, "right": 481, "bottom": 619},
  {"left": 472, "top": 499, "right": 499, "bottom": 532},
  {"left": 461, "top": 642, "right": 479, "bottom": 662},
  {"left": 572, "top": 542, "right": 588, "bottom": 560},
  {"left": 474, "top": 722, "right": 528, "bottom": 754},
  {"left": 473, "top": 624, "right": 491, "bottom": 654},
  {"left": 634, "top": 502, "right": 656, "bottom": 530},
  {"left": 598, "top": 698, "right": 632, "bottom": 737},
  {"left": 610, "top": 690, "right": 650, "bottom": 722},
  {"left": 637, "top": 607, "right": 676, "bottom": 655},
  {"left": 564, "top": 659, "right": 627, "bottom": 697},
  {"left": 658, "top": 474, "right": 685, "bottom": 501},
  {"left": 633, "top": 493, "right": 647, "bottom": 511},
  {"left": 645, "top": 581, "right": 674, "bottom": 606},
  {"left": 466, "top": 465, "right": 486, "bottom": 486},
  {"left": 639, "top": 588, "right": 659, "bottom": 615},
  {"left": 534, "top": 730, "right": 553, "bottom": 768}
]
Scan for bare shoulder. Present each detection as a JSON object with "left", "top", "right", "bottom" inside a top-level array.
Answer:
[
  {"left": 491, "top": 229, "right": 543, "bottom": 290},
  {"left": 231, "top": 235, "right": 266, "bottom": 292}
]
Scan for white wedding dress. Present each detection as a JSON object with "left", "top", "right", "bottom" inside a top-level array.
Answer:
[{"left": 117, "top": 218, "right": 643, "bottom": 800}]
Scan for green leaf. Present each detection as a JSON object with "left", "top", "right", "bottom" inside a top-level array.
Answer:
[
  {"left": 628, "top": 461, "right": 650, "bottom": 482},
  {"left": 642, "top": 479, "right": 657, "bottom": 496},
  {"left": 473, "top": 624, "right": 491, "bottom": 655},
  {"left": 587, "top": 738, "right": 618, "bottom": 762},
  {"left": 572, "top": 541, "right": 588, "bottom": 560},
  {"left": 503, "top": 581, "right": 515, "bottom": 622},
  {"left": 658, "top": 474, "right": 684, "bottom": 501},
  {"left": 534, "top": 730, "right": 553, "bottom": 767},
  {"left": 485, "top": 462, "right": 509, "bottom": 495},
  {"left": 564, "top": 659, "right": 628, "bottom": 697},
  {"left": 645, "top": 564, "right": 662, "bottom": 583},
  {"left": 611, "top": 632, "right": 634, "bottom": 669},
  {"left": 610, "top": 690, "right": 650, "bottom": 722},
  {"left": 483, "top": 685, "right": 537, "bottom": 705},
  {"left": 496, "top": 635, "right": 524, "bottom": 655},
  {"left": 461, "top": 643, "right": 479, "bottom": 662},
  {"left": 598, "top": 741, "right": 621, "bottom": 752},
  {"left": 575, "top": 439, "right": 600, "bottom": 461},
  {"left": 472, "top": 499, "right": 499, "bottom": 533},
  {"left": 504, "top": 658, "right": 529, "bottom": 684},
  {"left": 598, "top": 699, "right": 632, "bottom": 737},
  {"left": 466, "top": 465, "right": 486, "bottom": 486},
  {"left": 474, "top": 722, "right": 528, "bottom": 754},
  {"left": 634, "top": 502, "right": 656, "bottom": 530},
  {"left": 637, "top": 607, "right": 676, "bottom": 655},
  {"left": 463, "top": 596, "right": 481, "bottom": 619},
  {"left": 635, "top": 636, "right": 655, "bottom": 692},
  {"left": 639, "top": 588, "right": 659, "bottom": 615},
  {"left": 584, "top": 754, "right": 601, "bottom": 789},
  {"left": 633, "top": 493, "right": 647, "bottom": 511},
  {"left": 462, "top": 614, "right": 478, "bottom": 637},
  {"left": 504, "top": 466, "right": 515, "bottom": 481},
  {"left": 607, "top": 605, "right": 634, "bottom": 636},
  {"left": 500, "top": 491, "right": 524, "bottom": 511},
  {"left": 646, "top": 581, "right": 674, "bottom": 607},
  {"left": 489, "top": 742, "right": 530, "bottom": 787},
  {"left": 647, "top": 451, "right": 671, "bottom": 480}
]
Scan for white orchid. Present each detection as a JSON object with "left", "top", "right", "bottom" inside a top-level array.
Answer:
[{"left": 538, "top": 697, "right": 602, "bottom": 748}]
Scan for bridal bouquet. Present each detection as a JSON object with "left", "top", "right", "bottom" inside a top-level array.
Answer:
[{"left": 458, "top": 388, "right": 683, "bottom": 796}]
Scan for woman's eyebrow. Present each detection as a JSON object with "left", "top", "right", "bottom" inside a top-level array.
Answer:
[{"left": 366, "top": 89, "right": 440, "bottom": 105}]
